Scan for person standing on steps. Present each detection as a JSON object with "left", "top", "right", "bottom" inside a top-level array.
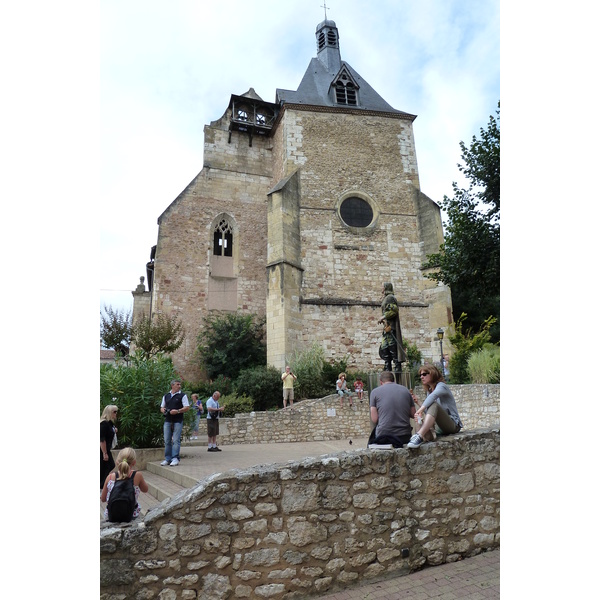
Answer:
[
  {"left": 100, "top": 404, "right": 119, "bottom": 489},
  {"left": 281, "top": 366, "right": 297, "bottom": 411},
  {"left": 190, "top": 393, "right": 204, "bottom": 440},
  {"left": 160, "top": 380, "right": 190, "bottom": 466},
  {"left": 206, "top": 391, "right": 225, "bottom": 452}
]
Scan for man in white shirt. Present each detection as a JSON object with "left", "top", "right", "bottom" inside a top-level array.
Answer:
[
  {"left": 160, "top": 380, "right": 190, "bottom": 466},
  {"left": 206, "top": 391, "right": 225, "bottom": 452}
]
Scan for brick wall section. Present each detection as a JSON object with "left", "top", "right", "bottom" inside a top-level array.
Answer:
[{"left": 100, "top": 428, "right": 500, "bottom": 599}]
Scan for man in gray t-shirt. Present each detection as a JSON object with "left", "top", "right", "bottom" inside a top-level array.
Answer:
[{"left": 369, "top": 371, "right": 416, "bottom": 446}]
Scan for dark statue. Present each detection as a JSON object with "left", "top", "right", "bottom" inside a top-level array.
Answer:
[{"left": 378, "top": 282, "right": 407, "bottom": 372}]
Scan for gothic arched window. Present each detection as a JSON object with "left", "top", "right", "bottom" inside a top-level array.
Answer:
[{"left": 213, "top": 219, "right": 233, "bottom": 257}]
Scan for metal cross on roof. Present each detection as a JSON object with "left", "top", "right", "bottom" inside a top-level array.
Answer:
[{"left": 321, "top": 2, "right": 330, "bottom": 20}]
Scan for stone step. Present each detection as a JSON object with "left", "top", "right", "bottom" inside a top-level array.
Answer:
[
  {"left": 146, "top": 460, "right": 201, "bottom": 489},
  {"left": 100, "top": 467, "right": 192, "bottom": 521},
  {"left": 143, "top": 469, "right": 189, "bottom": 502}
]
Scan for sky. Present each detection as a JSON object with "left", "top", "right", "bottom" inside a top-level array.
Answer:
[{"left": 99, "top": 0, "right": 500, "bottom": 315}]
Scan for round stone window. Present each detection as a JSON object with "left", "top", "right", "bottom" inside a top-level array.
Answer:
[{"left": 339, "top": 197, "right": 374, "bottom": 228}]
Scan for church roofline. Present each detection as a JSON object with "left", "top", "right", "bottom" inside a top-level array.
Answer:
[{"left": 272, "top": 102, "right": 417, "bottom": 127}]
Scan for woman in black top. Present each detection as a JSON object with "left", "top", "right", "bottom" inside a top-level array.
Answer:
[{"left": 100, "top": 404, "right": 118, "bottom": 489}]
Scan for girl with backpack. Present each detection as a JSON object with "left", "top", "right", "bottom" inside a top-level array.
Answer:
[{"left": 101, "top": 447, "right": 149, "bottom": 522}]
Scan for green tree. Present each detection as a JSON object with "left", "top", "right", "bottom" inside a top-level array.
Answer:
[
  {"left": 132, "top": 313, "right": 185, "bottom": 359},
  {"left": 424, "top": 103, "right": 500, "bottom": 340},
  {"left": 447, "top": 313, "right": 497, "bottom": 384},
  {"left": 197, "top": 312, "right": 266, "bottom": 379},
  {"left": 234, "top": 365, "right": 282, "bottom": 411},
  {"left": 100, "top": 304, "right": 132, "bottom": 356},
  {"left": 289, "top": 342, "right": 325, "bottom": 399}
]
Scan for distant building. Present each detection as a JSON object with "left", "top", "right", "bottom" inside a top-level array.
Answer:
[
  {"left": 132, "top": 17, "right": 452, "bottom": 382},
  {"left": 100, "top": 348, "right": 116, "bottom": 366}
]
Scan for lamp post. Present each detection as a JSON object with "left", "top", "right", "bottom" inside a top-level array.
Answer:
[{"left": 436, "top": 328, "right": 444, "bottom": 371}]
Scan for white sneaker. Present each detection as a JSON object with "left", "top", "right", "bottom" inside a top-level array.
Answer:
[
  {"left": 407, "top": 434, "right": 424, "bottom": 449},
  {"left": 170, "top": 458, "right": 180, "bottom": 466},
  {"left": 160, "top": 460, "right": 169, "bottom": 466}
]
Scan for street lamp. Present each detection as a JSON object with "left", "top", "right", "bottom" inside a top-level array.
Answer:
[{"left": 436, "top": 328, "right": 444, "bottom": 370}]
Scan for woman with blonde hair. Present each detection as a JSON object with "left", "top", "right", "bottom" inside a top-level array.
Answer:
[
  {"left": 100, "top": 404, "right": 119, "bottom": 489},
  {"left": 407, "top": 364, "right": 463, "bottom": 449},
  {"left": 101, "top": 447, "right": 149, "bottom": 522}
]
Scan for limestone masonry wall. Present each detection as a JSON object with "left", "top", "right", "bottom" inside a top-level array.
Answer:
[
  {"left": 218, "top": 384, "right": 499, "bottom": 445},
  {"left": 101, "top": 428, "right": 499, "bottom": 600}
]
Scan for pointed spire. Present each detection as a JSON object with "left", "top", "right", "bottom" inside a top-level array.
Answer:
[{"left": 315, "top": 16, "right": 341, "bottom": 73}]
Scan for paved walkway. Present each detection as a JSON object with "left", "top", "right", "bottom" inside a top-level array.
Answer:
[
  {"left": 173, "top": 437, "right": 370, "bottom": 482},
  {"left": 317, "top": 549, "right": 499, "bottom": 599}
]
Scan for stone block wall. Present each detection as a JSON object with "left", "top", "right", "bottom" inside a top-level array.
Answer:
[
  {"left": 217, "top": 384, "right": 500, "bottom": 446},
  {"left": 100, "top": 428, "right": 500, "bottom": 599},
  {"left": 218, "top": 395, "right": 372, "bottom": 446}
]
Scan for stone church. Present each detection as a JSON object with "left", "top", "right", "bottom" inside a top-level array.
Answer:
[{"left": 132, "top": 17, "right": 453, "bottom": 383}]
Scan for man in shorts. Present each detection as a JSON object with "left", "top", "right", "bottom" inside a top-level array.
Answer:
[
  {"left": 281, "top": 366, "right": 297, "bottom": 411},
  {"left": 206, "top": 391, "right": 224, "bottom": 452}
]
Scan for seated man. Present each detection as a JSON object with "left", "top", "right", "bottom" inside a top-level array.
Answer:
[{"left": 368, "top": 371, "right": 416, "bottom": 447}]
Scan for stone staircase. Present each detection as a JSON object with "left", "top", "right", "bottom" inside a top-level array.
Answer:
[{"left": 100, "top": 441, "right": 205, "bottom": 520}]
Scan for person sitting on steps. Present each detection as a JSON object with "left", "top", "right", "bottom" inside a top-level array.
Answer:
[{"left": 101, "top": 447, "right": 148, "bottom": 522}]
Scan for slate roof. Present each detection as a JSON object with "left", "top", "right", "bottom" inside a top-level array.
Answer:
[{"left": 276, "top": 21, "right": 415, "bottom": 119}]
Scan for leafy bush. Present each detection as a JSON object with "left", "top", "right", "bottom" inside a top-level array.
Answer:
[
  {"left": 290, "top": 342, "right": 325, "bottom": 399},
  {"left": 321, "top": 357, "right": 348, "bottom": 395},
  {"left": 197, "top": 312, "right": 266, "bottom": 379},
  {"left": 234, "top": 365, "right": 282, "bottom": 411},
  {"left": 100, "top": 354, "right": 179, "bottom": 448},
  {"left": 448, "top": 313, "right": 497, "bottom": 383},
  {"left": 467, "top": 344, "right": 500, "bottom": 383},
  {"left": 211, "top": 374, "right": 234, "bottom": 397},
  {"left": 218, "top": 393, "right": 254, "bottom": 418},
  {"left": 403, "top": 340, "right": 423, "bottom": 390},
  {"left": 184, "top": 380, "right": 213, "bottom": 401}
]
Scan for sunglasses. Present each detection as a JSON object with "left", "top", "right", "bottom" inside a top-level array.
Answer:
[{"left": 419, "top": 372, "right": 430, "bottom": 377}]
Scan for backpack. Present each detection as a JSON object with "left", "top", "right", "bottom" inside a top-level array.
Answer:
[{"left": 106, "top": 471, "right": 137, "bottom": 522}]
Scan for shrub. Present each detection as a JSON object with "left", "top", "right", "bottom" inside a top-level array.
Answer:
[
  {"left": 290, "top": 342, "right": 325, "bottom": 399},
  {"left": 218, "top": 393, "right": 254, "bottom": 418},
  {"left": 234, "top": 365, "right": 282, "bottom": 411},
  {"left": 211, "top": 374, "right": 234, "bottom": 397},
  {"left": 467, "top": 344, "right": 500, "bottom": 383},
  {"left": 184, "top": 380, "right": 213, "bottom": 401},
  {"left": 197, "top": 312, "right": 266, "bottom": 379},
  {"left": 100, "top": 354, "right": 179, "bottom": 448},
  {"left": 448, "top": 313, "right": 497, "bottom": 383},
  {"left": 321, "top": 357, "right": 348, "bottom": 396}
]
